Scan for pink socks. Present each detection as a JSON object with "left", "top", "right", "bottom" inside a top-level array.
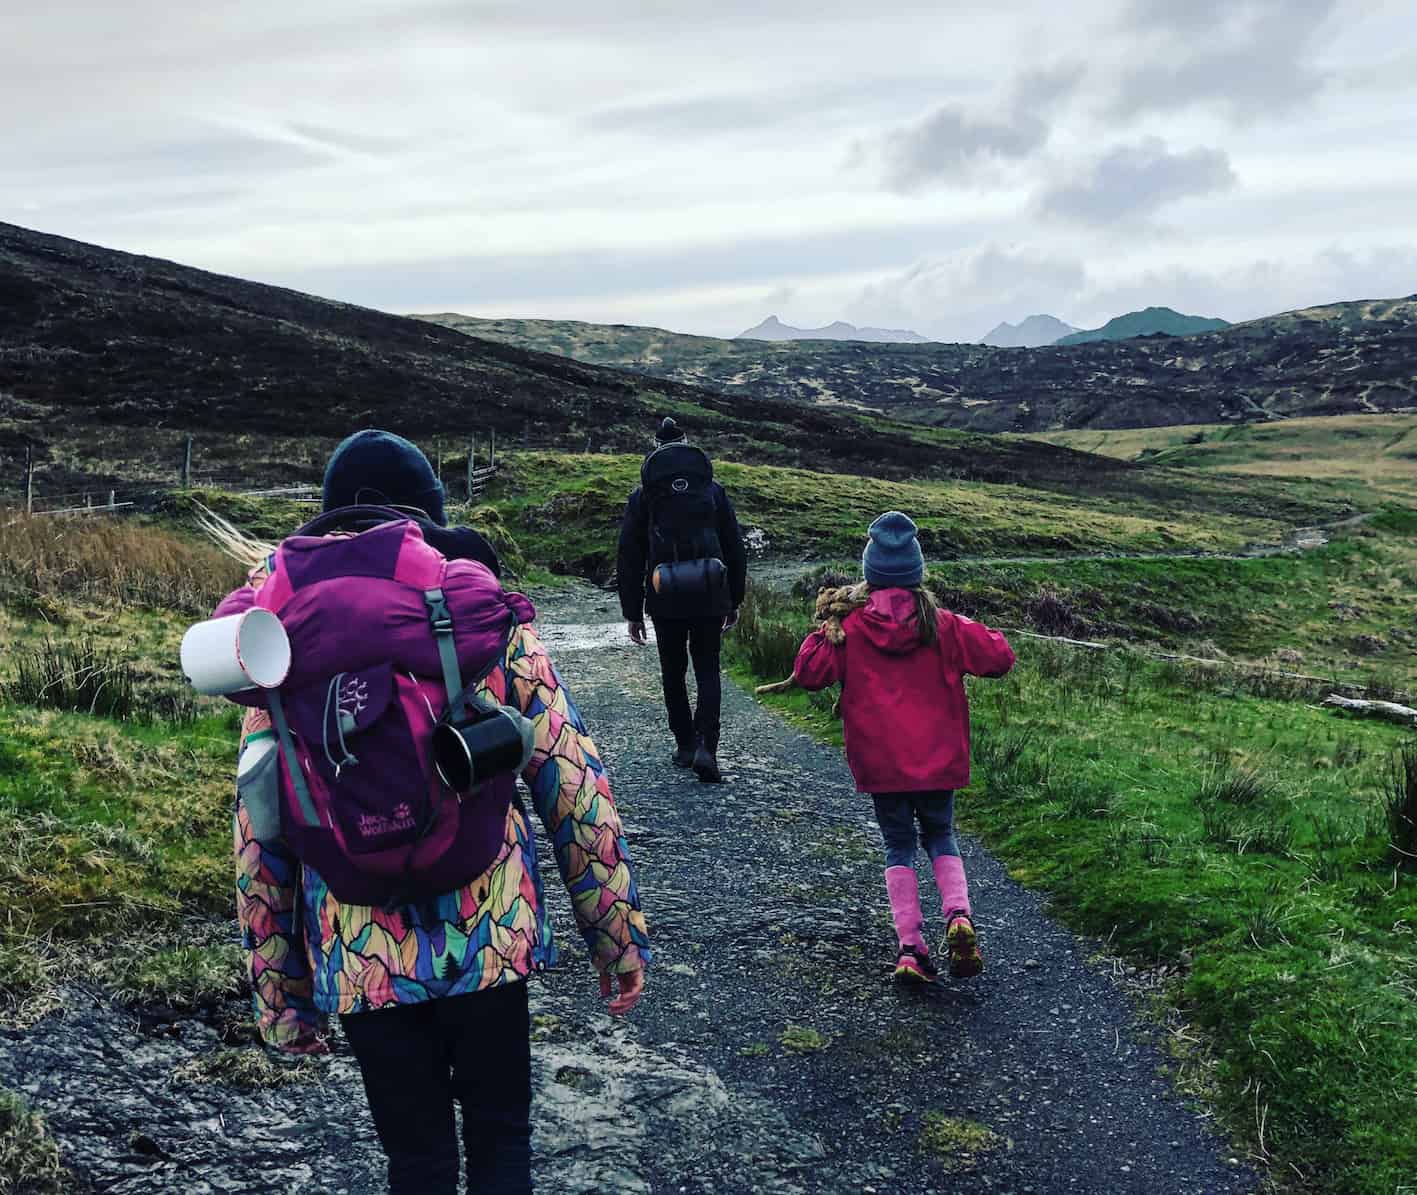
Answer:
[
  {"left": 884, "top": 867, "right": 927, "bottom": 949},
  {"left": 931, "top": 854, "right": 971, "bottom": 920}
]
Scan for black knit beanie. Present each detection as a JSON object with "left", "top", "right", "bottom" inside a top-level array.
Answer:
[
  {"left": 321, "top": 429, "right": 447, "bottom": 526},
  {"left": 654, "top": 417, "right": 686, "bottom": 445}
]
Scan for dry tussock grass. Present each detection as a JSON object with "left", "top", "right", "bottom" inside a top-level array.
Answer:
[{"left": 0, "top": 511, "right": 245, "bottom": 614}]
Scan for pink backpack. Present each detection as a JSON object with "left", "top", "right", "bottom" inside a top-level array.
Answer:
[{"left": 232, "top": 508, "right": 536, "bottom": 906}]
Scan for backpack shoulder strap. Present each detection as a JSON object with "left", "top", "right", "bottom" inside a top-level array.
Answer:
[
  {"left": 422, "top": 587, "right": 516, "bottom": 719},
  {"left": 444, "top": 622, "right": 515, "bottom": 719},
  {"left": 423, "top": 587, "right": 464, "bottom": 708}
]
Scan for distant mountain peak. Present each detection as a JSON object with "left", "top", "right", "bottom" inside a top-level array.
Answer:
[
  {"left": 737, "top": 316, "right": 929, "bottom": 343},
  {"left": 981, "top": 314, "right": 1078, "bottom": 348}
]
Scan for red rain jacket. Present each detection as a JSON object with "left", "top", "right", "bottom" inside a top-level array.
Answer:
[{"left": 794, "top": 588, "right": 1015, "bottom": 793}]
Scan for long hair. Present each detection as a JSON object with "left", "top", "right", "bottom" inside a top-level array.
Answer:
[
  {"left": 194, "top": 503, "right": 275, "bottom": 572},
  {"left": 866, "top": 582, "right": 939, "bottom": 646}
]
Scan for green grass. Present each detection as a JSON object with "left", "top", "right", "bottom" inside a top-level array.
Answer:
[
  {"left": 791, "top": 515, "right": 1417, "bottom": 687},
  {"left": 170, "top": 1047, "right": 321, "bottom": 1090},
  {"left": 487, "top": 450, "right": 1319, "bottom": 581},
  {"left": 0, "top": 702, "right": 239, "bottom": 1008},
  {"left": 0, "top": 1090, "right": 70, "bottom": 1195},
  {"left": 731, "top": 588, "right": 1417, "bottom": 1194},
  {"left": 917, "top": 1113, "right": 1007, "bottom": 1172},
  {"left": 779, "top": 1024, "right": 831, "bottom": 1053},
  {"left": 1025, "top": 413, "right": 1417, "bottom": 504}
]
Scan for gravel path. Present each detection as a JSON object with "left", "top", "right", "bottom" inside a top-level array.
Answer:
[
  {"left": 0, "top": 584, "right": 1261, "bottom": 1193},
  {"left": 531, "top": 587, "right": 1259, "bottom": 1194}
]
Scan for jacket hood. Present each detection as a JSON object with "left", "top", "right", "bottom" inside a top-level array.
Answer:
[{"left": 853, "top": 587, "right": 929, "bottom": 655}]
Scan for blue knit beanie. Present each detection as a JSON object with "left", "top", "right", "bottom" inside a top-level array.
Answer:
[
  {"left": 862, "top": 511, "right": 924, "bottom": 588},
  {"left": 322, "top": 429, "right": 447, "bottom": 526}
]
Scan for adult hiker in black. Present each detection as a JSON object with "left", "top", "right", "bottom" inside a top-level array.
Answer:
[{"left": 617, "top": 417, "right": 748, "bottom": 782}]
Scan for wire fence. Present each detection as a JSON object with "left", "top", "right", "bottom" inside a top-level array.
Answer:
[{"left": 4, "top": 435, "right": 501, "bottom": 519}]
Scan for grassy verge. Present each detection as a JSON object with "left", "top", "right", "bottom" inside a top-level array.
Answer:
[
  {"left": 0, "top": 511, "right": 245, "bottom": 1018},
  {"left": 0, "top": 702, "right": 240, "bottom": 1012},
  {"left": 727, "top": 585, "right": 1417, "bottom": 1195}
]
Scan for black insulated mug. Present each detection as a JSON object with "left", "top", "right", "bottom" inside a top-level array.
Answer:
[{"left": 431, "top": 708, "right": 526, "bottom": 792}]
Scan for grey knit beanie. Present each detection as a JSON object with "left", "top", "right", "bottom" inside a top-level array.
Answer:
[{"left": 862, "top": 511, "right": 924, "bottom": 588}]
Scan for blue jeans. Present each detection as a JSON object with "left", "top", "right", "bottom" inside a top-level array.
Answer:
[{"left": 873, "top": 792, "right": 959, "bottom": 869}]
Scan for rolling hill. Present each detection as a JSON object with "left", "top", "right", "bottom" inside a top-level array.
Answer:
[
  {"left": 1055, "top": 306, "right": 1230, "bottom": 345},
  {"left": 423, "top": 298, "right": 1417, "bottom": 433}
]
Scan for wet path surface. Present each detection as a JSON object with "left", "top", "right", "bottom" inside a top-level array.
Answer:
[{"left": 1, "top": 584, "right": 1259, "bottom": 1193}]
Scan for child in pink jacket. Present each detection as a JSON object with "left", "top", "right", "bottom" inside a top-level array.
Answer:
[{"left": 794, "top": 512, "right": 1015, "bottom": 982}]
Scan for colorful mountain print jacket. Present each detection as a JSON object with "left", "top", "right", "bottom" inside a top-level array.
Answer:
[{"left": 230, "top": 569, "right": 650, "bottom": 1049}]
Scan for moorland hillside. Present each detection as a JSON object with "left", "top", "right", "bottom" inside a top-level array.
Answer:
[
  {"left": 424, "top": 295, "right": 1417, "bottom": 432},
  {"left": 1, "top": 221, "right": 1151, "bottom": 499}
]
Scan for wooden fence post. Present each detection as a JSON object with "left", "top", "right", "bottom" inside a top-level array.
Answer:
[
  {"left": 465, "top": 441, "right": 474, "bottom": 501},
  {"left": 491, "top": 428, "right": 497, "bottom": 467},
  {"left": 181, "top": 435, "right": 193, "bottom": 488},
  {"left": 24, "top": 443, "right": 34, "bottom": 514},
  {"left": 108, "top": 490, "right": 116, "bottom": 510}
]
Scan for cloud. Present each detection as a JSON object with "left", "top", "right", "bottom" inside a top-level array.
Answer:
[
  {"left": 875, "top": 109, "right": 1048, "bottom": 191},
  {"left": 1113, "top": 0, "right": 1338, "bottom": 120},
  {"left": 1038, "top": 139, "right": 1236, "bottom": 224},
  {"left": 850, "top": 245, "right": 1088, "bottom": 341},
  {"left": 858, "top": 65, "right": 1083, "bottom": 192}
]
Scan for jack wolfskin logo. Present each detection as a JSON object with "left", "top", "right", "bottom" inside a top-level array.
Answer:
[
  {"left": 339, "top": 676, "right": 369, "bottom": 720},
  {"left": 357, "top": 806, "right": 417, "bottom": 837}
]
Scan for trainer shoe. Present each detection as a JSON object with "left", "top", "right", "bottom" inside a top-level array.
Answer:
[
  {"left": 671, "top": 744, "right": 695, "bottom": 768},
  {"left": 944, "top": 912, "right": 983, "bottom": 979},
  {"left": 894, "top": 944, "right": 938, "bottom": 983}
]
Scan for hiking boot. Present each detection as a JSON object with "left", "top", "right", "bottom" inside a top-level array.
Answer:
[
  {"left": 894, "top": 944, "right": 938, "bottom": 984},
  {"left": 671, "top": 744, "right": 695, "bottom": 769},
  {"left": 944, "top": 911, "right": 983, "bottom": 979},
  {"left": 692, "top": 741, "right": 722, "bottom": 783}
]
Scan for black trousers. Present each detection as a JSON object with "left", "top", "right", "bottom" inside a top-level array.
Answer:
[
  {"left": 652, "top": 615, "right": 723, "bottom": 750},
  {"left": 340, "top": 981, "right": 532, "bottom": 1195}
]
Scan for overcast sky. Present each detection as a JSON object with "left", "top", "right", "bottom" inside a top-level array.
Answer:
[{"left": 4, "top": 0, "right": 1416, "bottom": 341}]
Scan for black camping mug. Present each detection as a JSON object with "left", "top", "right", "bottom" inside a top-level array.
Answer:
[{"left": 431, "top": 707, "right": 526, "bottom": 792}]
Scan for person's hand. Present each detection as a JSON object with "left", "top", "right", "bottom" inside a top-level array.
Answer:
[
  {"left": 627, "top": 620, "right": 648, "bottom": 646},
  {"left": 599, "top": 967, "right": 644, "bottom": 1015},
  {"left": 722, "top": 608, "right": 740, "bottom": 632}
]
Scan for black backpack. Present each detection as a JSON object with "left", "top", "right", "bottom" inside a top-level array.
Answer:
[{"left": 641, "top": 443, "right": 723, "bottom": 566}]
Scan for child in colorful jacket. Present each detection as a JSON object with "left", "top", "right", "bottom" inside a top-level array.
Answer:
[
  {"left": 215, "top": 430, "right": 650, "bottom": 1195},
  {"left": 793, "top": 512, "right": 1013, "bottom": 983}
]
